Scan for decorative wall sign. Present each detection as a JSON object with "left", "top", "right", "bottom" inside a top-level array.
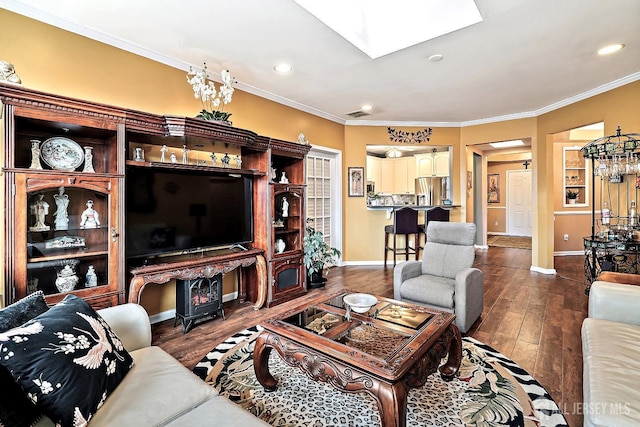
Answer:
[
  {"left": 348, "top": 167, "right": 364, "bottom": 197},
  {"left": 387, "top": 127, "right": 433, "bottom": 144}
]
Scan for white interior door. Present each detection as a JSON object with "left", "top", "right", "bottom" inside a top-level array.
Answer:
[{"left": 507, "top": 170, "right": 532, "bottom": 236}]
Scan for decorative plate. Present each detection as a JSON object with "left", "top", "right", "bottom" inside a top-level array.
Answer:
[{"left": 40, "top": 137, "right": 84, "bottom": 171}]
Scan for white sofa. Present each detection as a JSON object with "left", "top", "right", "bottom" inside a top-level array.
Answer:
[
  {"left": 34, "top": 303, "right": 269, "bottom": 427},
  {"left": 582, "top": 281, "right": 640, "bottom": 427}
]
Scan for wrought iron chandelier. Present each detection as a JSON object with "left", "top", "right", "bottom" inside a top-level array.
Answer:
[{"left": 387, "top": 127, "right": 433, "bottom": 144}]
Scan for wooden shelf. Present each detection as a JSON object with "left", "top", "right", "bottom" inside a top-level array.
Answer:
[{"left": 125, "top": 160, "right": 265, "bottom": 177}]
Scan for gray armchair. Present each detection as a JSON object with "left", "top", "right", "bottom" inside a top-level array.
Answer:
[{"left": 393, "top": 221, "right": 483, "bottom": 333}]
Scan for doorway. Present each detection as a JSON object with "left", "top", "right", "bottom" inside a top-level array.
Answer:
[
  {"left": 473, "top": 153, "right": 483, "bottom": 245},
  {"left": 306, "top": 146, "right": 343, "bottom": 265}
]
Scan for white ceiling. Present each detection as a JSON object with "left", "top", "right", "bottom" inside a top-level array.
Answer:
[{"left": 2, "top": 0, "right": 639, "bottom": 126}]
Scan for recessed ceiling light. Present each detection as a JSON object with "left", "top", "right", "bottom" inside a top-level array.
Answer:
[
  {"left": 273, "top": 63, "right": 293, "bottom": 73},
  {"left": 428, "top": 54, "right": 443, "bottom": 62},
  {"left": 361, "top": 104, "right": 373, "bottom": 111},
  {"left": 489, "top": 140, "right": 525, "bottom": 149},
  {"left": 597, "top": 44, "right": 624, "bottom": 55}
]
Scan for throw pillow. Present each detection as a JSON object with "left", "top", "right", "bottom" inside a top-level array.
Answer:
[
  {"left": 0, "top": 290, "right": 49, "bottom": 332},
  {"left": 0, "top": 294, "right": 134, "bottom": 426},
  {"left": 0, "top": 291, "right": 49, "bottom": 427}
]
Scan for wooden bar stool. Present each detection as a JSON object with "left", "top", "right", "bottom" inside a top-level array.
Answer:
[
  {"left": 418, "top": 206, "right": 450, "bottom": 251},
  {"left": 384, "top": 207, "right": 420, "bottom": 267}
]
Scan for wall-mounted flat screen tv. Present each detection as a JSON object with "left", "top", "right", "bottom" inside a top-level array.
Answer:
[{"left": 125, "top": 167, "right": 253, "bottom": 260}]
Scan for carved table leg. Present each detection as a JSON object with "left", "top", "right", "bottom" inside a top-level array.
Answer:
[
  {"left": 128, "top": 276, "right": 146, "bottom": 304},
  {"left": 439, "top": 324, "right": 462, "bottom": 381},
  {"left": 377, "top": 381, "right": 408, "bottom": 427},
  {"left": 253, "top": 331, "right": 278, "bottom": 391}
]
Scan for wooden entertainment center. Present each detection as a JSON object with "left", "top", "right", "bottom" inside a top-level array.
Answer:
[{"left": 0, "top": 83, "right": 310, "bottom": 310}]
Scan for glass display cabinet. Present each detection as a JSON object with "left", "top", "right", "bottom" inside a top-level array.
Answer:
[
  {"left": 1, "top": 84, "right": 126, "bottom": 308},
  {"left": 266, "top": 143, "right": 309, "bottom": 307},
  {"left": 581, "top": 126, "right": 640, "bottom": 293}
]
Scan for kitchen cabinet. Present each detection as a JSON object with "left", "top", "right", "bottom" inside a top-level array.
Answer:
[
  {"left": 392, "top": 157, "right": 416, "bottom": 193},
  {"left": 416, "top": 151, "right": 450, "bottom": 177},
  {"left": 379, "top": 159, "right": 394, "bottom": 193},
  {"left": 366, "top": 155, "right": 381, "bottom": 190}
]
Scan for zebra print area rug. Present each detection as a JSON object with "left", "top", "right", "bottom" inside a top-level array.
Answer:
[{"left": 193, "top": 326, "right": 567, "bottom": 426}]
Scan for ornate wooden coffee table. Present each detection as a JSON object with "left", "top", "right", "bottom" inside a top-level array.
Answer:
[{"left": 253, "top": 291, "right": 462, "bottom": 427}]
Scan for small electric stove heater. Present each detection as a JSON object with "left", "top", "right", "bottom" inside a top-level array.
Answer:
[{"left": 175, "top": 274, "right": 224, "bottom": 333}]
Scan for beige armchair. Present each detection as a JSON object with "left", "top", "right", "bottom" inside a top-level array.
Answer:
[{"left": 393, "top": 221, "right": 483, "bottom": 333}]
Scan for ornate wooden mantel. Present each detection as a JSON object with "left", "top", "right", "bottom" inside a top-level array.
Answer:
[{"left": 127, "top": 248, "right": 267, "bottom": 309}]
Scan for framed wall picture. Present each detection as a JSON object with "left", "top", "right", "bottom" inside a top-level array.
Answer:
[
  {"left": 348, "top": 167, "right": 365, "bottom": 197},
  {"left": 467, "top": 171, "right": 473, "bottom": 189},
  {"left": 488, "top": 173, "right": 500, "bottom": 203}
]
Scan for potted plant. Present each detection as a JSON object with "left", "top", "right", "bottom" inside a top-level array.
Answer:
[
  {"left": 303, "top": 220, "right": 341, "bottom": 289},
  {"left": 567, "top": 189, "right": 579, "bottom": 204}
]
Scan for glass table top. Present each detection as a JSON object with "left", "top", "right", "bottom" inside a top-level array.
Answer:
[{"left": 281, "top": 293, "right": 435, "bottom": 360}]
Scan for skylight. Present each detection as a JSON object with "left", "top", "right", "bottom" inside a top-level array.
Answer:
[
  {"left": 489, "top": 140, "right": 525, "bottom": 149},
  {"left": 294, "top": 0, "right": 483, "bottom": 59}
]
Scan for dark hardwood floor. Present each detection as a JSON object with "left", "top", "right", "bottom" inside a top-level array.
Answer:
[{"left": 152, "top": 247, "right": 587, "bottom": 427}]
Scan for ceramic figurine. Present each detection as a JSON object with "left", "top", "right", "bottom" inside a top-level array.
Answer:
[
  {"left": 222, "top": 153, "right": 231, "bottom": 167},
  {"left": 53, "top": 186, "right": 70, "bottom": 231},
  {"left": 85, "top": 265, "right": 98, "bottom": 287},
  {"left": 83, "top": 146, "right": 95, "bottom": 172},
  {"left": 29, "top": 139, "right": 43, "bottom": 170},
  {"left": 170, "top": 152, "right": 177, "bottom": 163},
  {"left": 282, "top": 197, "right": 289, "bottom": 218},
  {"left": 210, "top": 152, "right": 217, "bottom": 166},
  {"left": 279, "top": 171, "right": 289, "bottom": 184},
  {"left": 29, "top": 193, "right": 50, "bottom": 232},
  {"left": 270, "top": 163, "right": 277, "bottom": 181},
  {"left": 160, "top": 145, "right": 168, "bottom": 162},
  {"left": 80, "top": 199, "right": 100, "bottom": 229},
  {"left": 182, "top": 145, "right": 189, "bottom": 164},
  {"left": 275, "top": 238, "right": 286, "bottom": 254},
  {"left": 297, "top": 133, "right": 309, "bottom": 145},
  {"left": 0, "top": 60, "right": 21, "bottom": 85},
  {"left": 235, "top": 155, "right": 242, "bottom": 168}
]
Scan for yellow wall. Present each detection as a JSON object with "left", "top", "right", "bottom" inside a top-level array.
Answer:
[{"left": 3, "top": 9, "right": 640, "bottom": 312}]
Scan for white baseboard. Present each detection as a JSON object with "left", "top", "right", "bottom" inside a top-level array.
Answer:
[
  {"left": 149, "top": 309, "right": 175, "bottom": 325},
  {"left": 475, "top": 245, "right": 489, "bottom": 249},
  {"left": 530, "top": 265, "right": 557, "bottom": 275},
  {"left": 148, "top": 291, "right": 239, "bottom": 325}
]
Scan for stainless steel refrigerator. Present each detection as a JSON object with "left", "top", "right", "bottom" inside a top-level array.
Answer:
[{"left": 415, "top": 177, "right": 450, "bottom": 206}]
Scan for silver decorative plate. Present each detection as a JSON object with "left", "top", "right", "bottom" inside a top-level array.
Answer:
[{"left": 40, "top": 137, "right": 84, "bottom": 171}]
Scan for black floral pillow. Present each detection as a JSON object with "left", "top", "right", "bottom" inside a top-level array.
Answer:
[
  {"left": 0, "top": 291, "right": 49, "bottom": 427},
  {"left": 0, "top": 294, "right": 134, "bottom": 426}
]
